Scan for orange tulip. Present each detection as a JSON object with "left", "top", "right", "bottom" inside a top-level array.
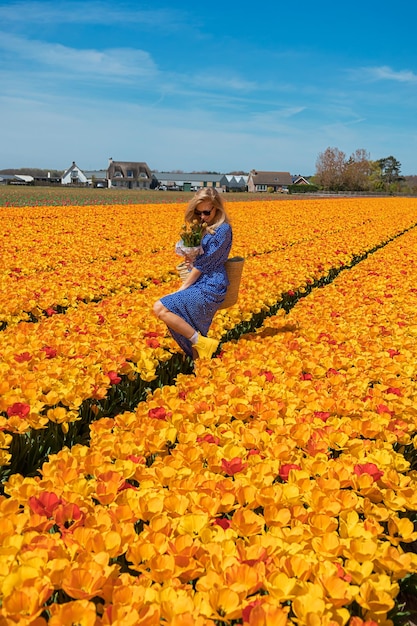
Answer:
[
  {"left": 245, "top": 600, "right": 289, "bottom": 626},
  {"left": 224, "top": 562, "right": 263, "bottom": 597},
  {"left": 48, "top": 599, "right": 98, "bottom": 626},
  {"left": 94, "top": 470, "right": 125, "bottom": 505},
  {"left": 2, "top": 571, "right": 53, "bottom": 620},
  {"left": 102, "top": 603, "right": 161, "bottom": 625},
  {"left": 349, "top": 619, "right": 378, "bottom": 626},
  {"left": 231, "top": 508, "right": 265, "bottom": 536},
  {"left": 61, "top": 560, "right": 117, "bottom": 600},
  {"left": 28, "top": 491, "right": 62, "bottom": 517},
  {"left": 207, "top": 587, "right": 241, "bottom": 621}
]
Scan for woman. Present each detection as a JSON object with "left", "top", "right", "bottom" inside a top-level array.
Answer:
[{"left": 153, "top": 187, "right": 232, "bottom": 359}]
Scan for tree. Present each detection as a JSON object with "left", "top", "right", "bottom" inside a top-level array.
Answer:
[
  {"left": 343, "top": 149, "right": 371, "bottom": 191},
  {"left": 376, "top": 156, "right": 402, "bottom": 184},
  {"left": 314, "top": 148, "right": 407, "bottom": 193},
  {"left": 315, "top": 147, "right": 346, "bottom": 191}
]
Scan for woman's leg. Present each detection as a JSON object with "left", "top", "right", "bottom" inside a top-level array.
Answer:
[
  {"left": 153, "top": 301, "right": 195, "bottom": 340},
  {"left": 153, "top": 300, "right": 218, "bottom": 359}
]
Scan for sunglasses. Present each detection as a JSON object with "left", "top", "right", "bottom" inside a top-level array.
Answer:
[{"left": 195, "top": 208, "right": 213, "bottom": 217}]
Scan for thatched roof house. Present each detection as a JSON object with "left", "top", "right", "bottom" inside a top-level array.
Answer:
[{"left": 107, "top": 158, "right": 154, "bottom": 189}]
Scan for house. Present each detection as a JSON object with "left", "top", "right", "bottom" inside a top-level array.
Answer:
[
  {"left": 61, "top": 162, "right": 88, "bottom": 185},
  {"left": 153, "top": 172, "right": 224, "bottom": 191},
  {"left": 61, "top": 159, "right": 154, "bottom": 188},
  {"left": 292, "top": 175, "right": 310, "bottom": 185},
  {"left": 219, "top": 174, "right": 248, "bottom": 192},
  {"left": 107, "top": 158, "right": 154, "bottom": 189},
  {"left": 247, "top": 170, "right": 293, "bottom": 192}
]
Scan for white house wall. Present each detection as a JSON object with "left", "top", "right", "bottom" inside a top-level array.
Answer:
[{"left": 62, "top": 167, "right": 88, "bottom": 185}]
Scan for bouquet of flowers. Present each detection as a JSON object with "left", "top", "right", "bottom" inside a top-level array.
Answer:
[{"left": 175, "top": 219, "right": 205, "bottom": 263}]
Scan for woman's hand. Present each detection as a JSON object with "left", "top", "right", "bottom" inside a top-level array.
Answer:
[{"left": 179, "top": 266, "right": 201, "bottom": 291}]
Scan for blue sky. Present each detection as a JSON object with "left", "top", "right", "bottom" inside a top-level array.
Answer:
[{"left": 1, "top": 0, "right": 417, "bottom": 175}]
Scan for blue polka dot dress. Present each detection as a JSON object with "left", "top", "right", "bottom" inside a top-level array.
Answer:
[{"left": 161, "top": 222, "right": 232, "bottom": 357}]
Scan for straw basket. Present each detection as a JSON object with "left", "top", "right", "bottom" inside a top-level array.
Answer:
[
  {"left": 177, "top": 256, "right": 245, "bottom": 310},
  {"left": 218, "top": 256, "right": 245, "bottom": 309},
  {"left": 176, "top": 261, "right": 190, "bottom": 281}
]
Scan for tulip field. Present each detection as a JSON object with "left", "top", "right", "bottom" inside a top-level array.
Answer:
[{"left": 2, "top": 197, "right": 417, "bottom": 625}]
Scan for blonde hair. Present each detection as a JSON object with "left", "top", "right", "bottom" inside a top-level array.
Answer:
[{"left": 184, "top": 187, "right": 230, "bottom": 231}]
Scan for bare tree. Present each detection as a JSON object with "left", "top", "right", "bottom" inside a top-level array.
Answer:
[
  {"left": 343, "top": 149, "right": 371, "bottom": 191},
  {"left": 315, "top": 147, "right": 346, "bottom": 190}
]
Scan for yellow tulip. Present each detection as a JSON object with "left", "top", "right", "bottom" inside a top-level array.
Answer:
[
  {"left": 177, "top": 513, "right": 209, "bottom": 536},
  {"left": 356, "top": 576, "right": 399, "bottom": 614},
  {"left": 146, "top": 554, "right": 176, "bottom": 583},
  {"left": 292, "top": 589, "right": 326, "bottom": 622},
  {"left": 265, "top": 571, "right": 299, "bottom": 600},
  {"left": 207, "top": 587, "right": 241, "bottom": 620},
  {"left": 311, "top": 532, "right": 343, "bottom": 558},
  {"left": 345, "top": 537, "right": 378, "bottom": 562}
]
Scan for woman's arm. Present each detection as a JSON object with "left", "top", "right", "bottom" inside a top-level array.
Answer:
[
  {"left": 177, "top": 266, "right": 201, "bottom": 291},
  {"left": 193, "top": 223, "right": 232, "bottom": 273}
]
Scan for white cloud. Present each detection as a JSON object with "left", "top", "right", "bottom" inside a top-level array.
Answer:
[
  {"left": 243, "top": 107, "right": 306, "bottom": 132},
  {"left": 351, "top": 65, "right": 417, "bottom": 84},
  {"left": 189, "top": 72, "right": 259, "bottom": 92},
  {"left": 0, "top": 32, "right": 158, "bottom": 80},
  {"left": 372, "top": 66, "right": 417, "bottom": 83},
  {"left": 0, "top": 1, "right": 184, "bottom": 29}
]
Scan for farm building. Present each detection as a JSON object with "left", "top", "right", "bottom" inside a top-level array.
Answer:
[
  {"left": 220, "top": 174, "right": 248, "bottom": 192},
  {"left": 154, "top": 172, "right": 223, "bottom": 191},
  {"left": 247, "top": 170, "right": 293, "bottom": 192}
]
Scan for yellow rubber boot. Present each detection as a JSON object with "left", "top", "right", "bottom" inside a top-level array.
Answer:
[{"left": 194, "top": 334, "right": 218, "bottom": 359}]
